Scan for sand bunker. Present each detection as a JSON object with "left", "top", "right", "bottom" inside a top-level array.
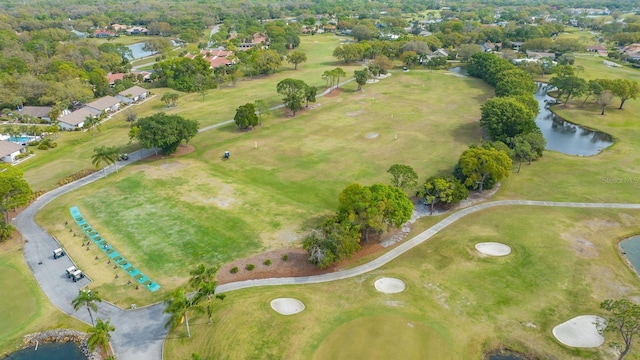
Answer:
[
  {"left": 374, "top": 277, "right": 406, "bottom": 294},
  {"left": 270, "top": 298, "right": 305, "bottom": 315},
  {"left": 365, "top": 132, "right": 379, "bottom": 139},
  {"left": 475, "top": 242, "right": 512, "bottom": 256},
  {"left": 552, "top": 315, "right": 606, "bottom": 348}
]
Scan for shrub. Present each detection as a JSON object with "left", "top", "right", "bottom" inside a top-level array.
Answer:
[
  {"left": 56, "top": 168, "right": 98, "bottom": 187},
  {"left": 245, "top": 264, "right": 255, "bottom": 271},
  {"left": 230, "top": 266, "right": 238, "bottom": 274},
  {"left": 263, "top": 259, "right": 271, "bottom": 266},
  {"left": 37, "top": 143, "right": 49, "bottom": 150},
  {"left": 282, "top": 254, "right": 288, "bottom": 261}
]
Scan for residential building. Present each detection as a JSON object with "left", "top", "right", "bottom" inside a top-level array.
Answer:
[
  {"left": 86, "top": 96, "right": 121, "bottom": 113},
  {"left": 0, "top": 141, "right": 26, "bottom": 163},
  {"left": 19, "top": 106, "right": 52, "bottom": 122},
  {"left": 58, "top": 107, "right": 100, "bottom": 130}
]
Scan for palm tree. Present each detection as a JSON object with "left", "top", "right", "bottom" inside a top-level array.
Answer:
[
  {"left": 85, "top": 111, "right": 106, "bottom": 141},
  {"left": 164, "top": 288, "right": 200, "bottom": 338},
  {"left": 92, "top": 146, "right": 116, "bottom": 177},
  {"left": 189, "top": 264, "right": 226, "bottom": 324},
  {"left": 87, "top": 318, "right": 115, "bottom": 356},
  {"left": 72, "top": 289, "right": 102, "bottom": 326},
  {"left": 106, "top": 146, "right": 121, "bottom": 173}
]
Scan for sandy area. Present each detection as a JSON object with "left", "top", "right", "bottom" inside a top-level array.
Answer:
[
  {"left": 552, "top": 315, "right": 606, "bottom": 348},
  {"left": 374, "top": 277, "right": 406, "bottom": 294},
  {"left": 475, "top": 242, "right": 512, "bottom": 256},
  {"left": 270, "top": 298, "right": 305, "bottom": 315}
]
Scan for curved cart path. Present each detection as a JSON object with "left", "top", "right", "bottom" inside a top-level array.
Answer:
[
  {"left": 216, "top": 200, "right": 640, "bottom": 293},
  {"left": 12, "top": 74, "right": 640, "bottom": 359}
]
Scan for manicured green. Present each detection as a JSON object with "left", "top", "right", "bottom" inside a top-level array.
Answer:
[
  {"left": 312, "top": 315, "right": 452, "bottom": 360},
  {"left": 164, "top": 207, "right": 640, "bottom": 359}
]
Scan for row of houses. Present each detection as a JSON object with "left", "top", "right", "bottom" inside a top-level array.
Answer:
[
  {"left": 57, "top": 86, "right": 148, "bottom": 130},
  {"left": 1, "top": 85, "right": 150, "bottom": 164}
]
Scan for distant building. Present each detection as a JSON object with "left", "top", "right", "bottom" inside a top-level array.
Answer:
[
  {"left": 58, "top": 107, "right": 100, "bottom": 130},
  {"left": 19, "top": 106, "right": 52, "bottom": 122},
  {"left": 0, "top": 141, "right": 26, "bottom": 164}
]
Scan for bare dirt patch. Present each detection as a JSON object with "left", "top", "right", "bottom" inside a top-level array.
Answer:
[
  {"left": 323, "top": 88, "right": 343, "bottom": 98},
  {"left": 145, "top": 144, "right": 195, "bottom": 161}
]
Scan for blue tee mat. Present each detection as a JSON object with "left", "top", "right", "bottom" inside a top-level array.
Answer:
[{"left": 70, "top": 206, "right": 161, "bottom": 292}]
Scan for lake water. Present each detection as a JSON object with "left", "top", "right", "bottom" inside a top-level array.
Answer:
[
  {"left": 534, "top": 84, "right": 613, "bottom": 156},
  {"left": 126, "top": 42, "right": 156, "bottom": 60},
  {"left": 6, "top": 342, "right": 86, "bottom": 360},
  {"left": 620, "top": 236, "right": 640, "bottom": 275}
]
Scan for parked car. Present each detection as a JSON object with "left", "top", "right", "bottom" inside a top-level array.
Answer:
[
  {"left": 70, "top": 269, "right": 85, "bottom": 282},
  {"left": 53, "top": 248, "right": 65, "bottom": 259},
  {"left": 65, "top": 266, "right": 77, "bottom": 278}
]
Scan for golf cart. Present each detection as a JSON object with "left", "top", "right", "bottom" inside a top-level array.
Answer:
[
  {"left": 65, "top": 266, "right": 77, "bottom": 278},
  {"left": 118, "top": 153, "right": 129, "bottom": 161},
  {"left": 53, "top": 248, "right": 65, "bottom": 259},
  {"left": 70, "top": 269, "right": 85, "bottom": 282}
]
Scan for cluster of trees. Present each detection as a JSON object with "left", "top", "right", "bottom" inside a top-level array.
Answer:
[
  {"left": 71, "top": 289, "right": 116, "bottom": 358},
  {"left": 303, "top": 183, "right": 413, "bottom": 268},
  {"left": 153, "top": 57, "right": 216, "bottom": 93},
  {"left": 0, "top": 165, "right": 32, "bottom": 241},
  {"left": 164, "top": 264, "right": 225, "bottom": 338},
  {"left": 276, "top": 78, "right": 317, "bottom": 116},
  {"left": 549, "top": 65, "right": 640, "bottom": 115},
  {"left": 91, "top": 145, "right": 124, "bottom": 177},
  {"left": 129, "top": 113, "right": 199, "bottom": 154},
  {"left": 468, "top": 52, "right": 547, "bottom": 172}
]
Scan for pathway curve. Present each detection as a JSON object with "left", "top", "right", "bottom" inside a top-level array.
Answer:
[
  {"left": 15, "top": 148, "right": 169, "bottom": 360},
  {"left": 217, "top": 200, "right": 640, "bottom": 293},
  {"left": 14, "top": 73, "right": 639, "bottom": 359}
]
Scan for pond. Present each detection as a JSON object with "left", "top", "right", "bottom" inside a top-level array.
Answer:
[
  {"left": 486, "top": 349, "right": 529, "bottom": 360},
  {"left": 126, "top": 42, "right": 157, "bottom": 60},
  {"left": 6, "top": 342, "right": 87, "bottom": 360},
  {"left": 619, "top": 235, "right": 640, "bottom": 275},
  {"left": 534, "top": 83, "right": 613, "bottom": 156}
]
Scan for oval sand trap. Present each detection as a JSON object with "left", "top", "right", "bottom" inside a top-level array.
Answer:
[
  {"left": 270, "top": 298, "right": 305, "bottom": 315},
  {"left": 374, "top": 277, "right": 406, "bottom": 294},
  {"left": 475, "top": 242, "right": 512, "bottom": 256},
  {"left": 552, "top": 315, "right": 606, "bottom": 348}
]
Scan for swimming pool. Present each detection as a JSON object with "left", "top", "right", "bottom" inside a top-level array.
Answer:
[{"left": 8, "top": 136, "right": 36, "bottom": 144}]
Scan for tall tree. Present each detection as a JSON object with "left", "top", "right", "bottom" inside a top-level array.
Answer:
[
  {"left": 610, "top": 79, "right": 640, "bottom": 110},
  {"left": 386, "top": 164, "right": 418, "bottom": 192},
  {"left": 597, "top": 89, "right": 615, "bottom": 115},
  {"left": 304, "top": 85, "right": 317, "bottom": 107},
  {"left": 135, "top": 113, "right": 199, "bottom": 154},
  {"left": 189, "top": 265, "right": 225, "bottom": 324},
  {"left": 92, "top": 146, "right": 116, "bottom": 177},
  {"left": 480, "top": 97, "right": 537, "bottom": 142},
  {"left": 337, "top": 183, "right": 413, "bottom": 242},
  {"left": 418, "top": 176, "right": 468, "bottom": 214},
  {"left": 303, "top": 217, "right": 361, "bottom": 268},
  {"left": 582, "top": 80, "right": 604, "bottom": 107},
  {"left": 354, "top": 70, "right": 369, "bottom": 90},
  {"left": 599, "top": 299, "right": 640, "bottom": 360},
  {"left": 254, "top": 100, "right": 270, "bottom": 124},
  {"left": 333, "top": 43, "right": 364, "bottom": 63},
  {"left": 549, "top": 67, "right": 587, "bottom": 106},
  {"left": 458, "top": 146, "right": 512, "bottom": 192},
  {"left": 164, "top": 288, "right": 199, "bottom": 338},
  {"left": 234, "top": 103, "right": 259, "bottom": 129},
  {"left": 276, "top": 78, "right": 307, "bottom": 116},
  {"left": 0, "top": 164, "right": 32, "bottom": 224},
  {"left": 87, "top": 318, "right": 115, "bottom": 357},
  {"left": 286, "top": 50, "right": 307, "bottom": 70},
  {"left": 495, "top": 69, "right": 536, "bottom": 97},
  {"left": 72, "top": 289, "right": 102, "bottom": 327}
]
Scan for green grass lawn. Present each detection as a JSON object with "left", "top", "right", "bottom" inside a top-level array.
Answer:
[
  {"left": 163, "top": 206, "right": 640, "bottom": 359},
  {"left": 0, "top": 240, "right": 84, "bottom": 357},
  {"left": 37, "top": 69, "right": 494, "bottom": 305}
]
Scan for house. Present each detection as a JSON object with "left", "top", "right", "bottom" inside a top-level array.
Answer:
[
  {"left": 86, "top": 96, "right": 121, "bottom": 113},
  {"left": 126, "top": 26, "right": 148, "bottom": 35},
  {"left": 512, "top": 41, "right": 525, "bottom": 51},
  {"left": 238, "top": 32, "right": 268, "bottom": 50},
  {"left": 432, "top": 48, "right": 449, "bottom": 58},
  {"left": 19, "top": 106, "right": 53, "bottom": 122},
  {"left": 111, "top": 23, "right": 129, "bottom": 32},
  {"left": 621, "top": 43, "right": 640, "bottom": 61},
  {"left": 106, "top": 73, "right": 126, "bottom": 87},
  {"left": 185, "top": 49, "right": 234, "bottom": 68},
  {"left": 0, "top": 141, "right": 26, "bottom": 163},
  {"left": 118, "top": 86, "right": 148, "bottom": 102},
  {"left": 94, "top": 29, "right": 115, "bottom": 38},
  {"left": 58, "top": 107, "right": 100, "bottom": 130},
  {"left": 526, "top": 50, "right": 556, "bottom": 60}
]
